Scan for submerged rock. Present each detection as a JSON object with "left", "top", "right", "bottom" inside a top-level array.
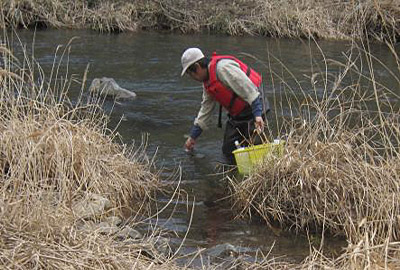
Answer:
[
  {"left": 206, "top": 243, "right": 252, "bottom": 258},
  {"left": 89, "top": 77, "right": 136, "bottom": 99}
]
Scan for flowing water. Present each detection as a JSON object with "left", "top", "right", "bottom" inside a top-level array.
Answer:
[{"left": 11, "top": 29, "right": 399, "bottom": 265}]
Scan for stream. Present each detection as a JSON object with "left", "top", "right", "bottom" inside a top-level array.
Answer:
[{"left": 11, "top": 29, "right": 399, "bottom": 266}]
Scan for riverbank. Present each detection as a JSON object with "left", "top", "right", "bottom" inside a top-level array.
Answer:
[{"left": 1, "top": 0, "right": 399, "bottom": 41}]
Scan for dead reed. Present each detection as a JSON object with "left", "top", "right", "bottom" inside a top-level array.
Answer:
[
  {"left": 0, "top": 36, "right": 185, "bottom": 269},
  {"left": 1, "top": 0, "right": 399, "bottom": 41},
  {"left": 229, "top": 39, "right": 400, "bottom": 268}
]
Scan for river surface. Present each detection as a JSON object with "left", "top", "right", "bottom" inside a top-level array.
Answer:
[{"left": 10, "top": 29, "right": 399, "bottom": 266}]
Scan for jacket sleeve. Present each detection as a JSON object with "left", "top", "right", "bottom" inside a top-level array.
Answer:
[{"left": 193, "top": 87, "right": 217, "bottom": 131}]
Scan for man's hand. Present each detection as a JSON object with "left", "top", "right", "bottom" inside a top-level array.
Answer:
[
  {"left": 184, "top": 137, "right": 196, "bottom": 152},
  {"left": 255, "top": 116, "right": 264, "bottom": 132}
]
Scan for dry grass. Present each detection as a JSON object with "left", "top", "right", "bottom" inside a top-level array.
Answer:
[
  {"left": 236, "top": 0, "right": 400, "bottom": 40},
  {"left": 0, "top": 36, "right": 187, "bottom": 269},
  {"left": 229, "top": 38, "right": 400, "bottom": 268},
  {"left": 0, "top": 0, "right": 399, "bottom": 41}
]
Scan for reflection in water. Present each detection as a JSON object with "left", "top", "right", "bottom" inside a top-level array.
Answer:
[
  {"left": 205, "top": 208, "right": 222, "bottom": 246},
  {"left": 12, "top": 29, "right": 398, "bottom": 264}
]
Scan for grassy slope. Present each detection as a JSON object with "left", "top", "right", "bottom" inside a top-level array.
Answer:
[{"left": 0, "top": 0, "right": 399, "bottom": 41}]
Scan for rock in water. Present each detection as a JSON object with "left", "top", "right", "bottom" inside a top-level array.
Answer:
[{"left": 89, "top": 77, "right": 136, "bottom": 99}]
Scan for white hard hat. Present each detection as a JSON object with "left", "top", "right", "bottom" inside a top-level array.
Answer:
[{"left": 180, "top": 48, "right": 204, "bottom": 76}]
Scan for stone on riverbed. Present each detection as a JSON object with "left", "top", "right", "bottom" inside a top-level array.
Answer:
[
  {"left": 78, "top": 221, "right": 142, "bottom": 240},
  {"left": 104, "top": 216, "right": 122, "bottom": 227},
  {"left": 79, "top": 221, "right": 118, "bottom": 235},
  {"left": 95, "top": 222, "right": 120, "bottom": 235},
  {"left": 115, "top": 225, "right": 143, "bottom": 240},
  {"left": 89, "top": 77, "right": 136, "bottom": 99},
  {"left": 154, "top": 236, "right": 172, "bottom": 258},
  {"left": 72, "top": 193, "right": 111, "bottom": 220}
]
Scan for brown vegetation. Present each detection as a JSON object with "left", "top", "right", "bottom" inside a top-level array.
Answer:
[
  {"left": 1, "top": 1, "right": 400, "bottom": 269},
  {"left": 1, "top": 0, "right": 399, "bottom": 41},
  {"left": 0, "top": 37, "right": 182, "bottom": 268},
  {"left": 229, "top": 40, "right": 400, "bottom": 268}
]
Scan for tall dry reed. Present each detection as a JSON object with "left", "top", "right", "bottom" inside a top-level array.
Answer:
[
  {"left": 229, "top": 39, "right": 400, "bottom": 268},
  {"left": 0, "top": 35, "right": 185, "bottom": 269}
]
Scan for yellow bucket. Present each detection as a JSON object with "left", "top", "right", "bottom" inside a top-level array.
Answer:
[{"left": 232, "top": 140, "right": 285, "bottom": 175}]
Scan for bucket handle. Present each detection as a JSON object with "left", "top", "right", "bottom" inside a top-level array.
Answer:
[
  {"left": 247, "top": 129, "right": 269, "bottom": 146},
  {"left": 234, "top": 126, "right": 269, "bottom": 147}
]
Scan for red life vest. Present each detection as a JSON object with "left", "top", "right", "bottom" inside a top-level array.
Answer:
[{"left": 203, "top": 53, "right": 262, "bottom": 116}]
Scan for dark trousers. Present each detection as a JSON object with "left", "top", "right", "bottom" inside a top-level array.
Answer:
[{"left": 221, "top": 108, "right": 263, "bottom": 165}]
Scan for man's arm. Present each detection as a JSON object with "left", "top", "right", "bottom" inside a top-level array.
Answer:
[
  {"left": 193, "top": 89, "right": 216, "bottom": 132},
  {"left": 185, "top": 89, "right": 216, "bottom": 151}
]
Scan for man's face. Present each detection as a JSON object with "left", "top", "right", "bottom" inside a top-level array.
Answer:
[{"left": 187, "top": 63, "right": 207, "bottom": 82}]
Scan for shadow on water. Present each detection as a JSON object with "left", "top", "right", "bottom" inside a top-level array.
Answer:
[{"left": 10, "top": 29, "right": 398, "bottom": 266}]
